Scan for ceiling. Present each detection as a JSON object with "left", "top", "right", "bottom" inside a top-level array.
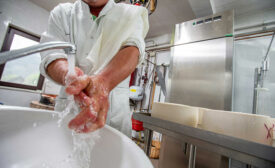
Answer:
[
  {"left": 30, "top": 0, "right": 275, "bottom": 38},
  {"left": 148, "top": 0, "right": 195, "bottom": 38},
  {"left": 188, "top": 0, "right": 213, "bottom": 18},
  {"left": 210, "top": 0, "right": 275, "bottom": 15}
]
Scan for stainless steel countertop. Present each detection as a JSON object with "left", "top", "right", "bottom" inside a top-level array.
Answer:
[{"left": 133, "top": 113, "right": 275, "bottom": 167}]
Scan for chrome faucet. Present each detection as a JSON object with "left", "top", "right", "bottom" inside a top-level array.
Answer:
[{"left": 0, "top": 41, "right": 76, "bottom": 65}]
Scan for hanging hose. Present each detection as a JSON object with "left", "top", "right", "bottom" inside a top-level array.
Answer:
[
  {"left": 263, "top": 32, "right": 275, "bottom": 62},
  {"left": 261, "top": 32, "right": 275, "bottom": 74}
]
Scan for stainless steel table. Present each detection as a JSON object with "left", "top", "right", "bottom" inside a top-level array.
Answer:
[{"left": 133, "top": 113, "right": 275, "bottom": 168}]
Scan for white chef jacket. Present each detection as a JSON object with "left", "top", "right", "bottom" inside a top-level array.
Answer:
[{"left": 39, "top": 0, "right": 149, "bottom": 137}]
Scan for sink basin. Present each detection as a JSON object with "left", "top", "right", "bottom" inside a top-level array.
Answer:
[{"left": 0, "top": 105, "right": 153, "bottom": 168}]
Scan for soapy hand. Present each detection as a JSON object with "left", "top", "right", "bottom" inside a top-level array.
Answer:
[
  {"left": 66, "top": 75, "right": 110, "bottom": 133},
  {"left": 65, "top": 67, "right": 90, "bottom": 94}
]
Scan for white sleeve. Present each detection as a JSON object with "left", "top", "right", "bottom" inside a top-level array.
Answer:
[
  {"left": 121, "top": 13, "right": 149, "bottom": 67},
  {"left": 39, "top": 5, "right": 70, "bottom": 84}
]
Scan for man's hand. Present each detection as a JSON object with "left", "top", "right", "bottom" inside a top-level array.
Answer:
[
  {"left": 47, "top": 59, "right": 90, "bottom": 89},
  {"left": 48, "top": 46, "right": 139, "bottom": 133},
  {"left": 49, "top": 59, "right": 110, "bottom": 133},
  {"left": 65, "top": 68, "right": 89, "bottom": 95},
  {"left": 68, "top": 76, "right": 110, "bottom": 133},
  {"left": 66, "top": 46, "right": 139, "bottom": 133}
]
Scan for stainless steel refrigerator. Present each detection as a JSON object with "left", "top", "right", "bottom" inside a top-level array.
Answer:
[
  {"left": 167, "top": 10, "right": 233, "bottom": 111},
  {"left": 159, "top": 10, "right": 234, "bottom": 168}
]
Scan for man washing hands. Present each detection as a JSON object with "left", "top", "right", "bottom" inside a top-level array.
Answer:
[{"left": 40, "top": 0, "right": 149, "bottom": 136}]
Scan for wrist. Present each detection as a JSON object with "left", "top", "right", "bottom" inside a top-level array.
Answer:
[
  {"left": 47, "top": 59, "right": 68, "bottom": 85},
  {"left": 57, "top": 61, "right": 69, "bottom": 86},
  {"left": 95, "top": 74, "right": 112, "bottom": 93}
]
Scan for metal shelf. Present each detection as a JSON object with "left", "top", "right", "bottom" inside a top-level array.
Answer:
[{"left": 133, "top": 113, "right": 275, "bottom": 168}]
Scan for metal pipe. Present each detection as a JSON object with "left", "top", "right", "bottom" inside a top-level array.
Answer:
[
  {"left": 145, "top": 23, "right": 275, "bottom": 52},
  {"left": 235, "top": 28, "right": 275, "bottom": 40},
  {"left": 145, "top": 39, "right": 156, "bottom": 47},
  {"left": 0, "top": 41, "right": 76, "bottom": 65},
  {"left": 144, "top": 129, "right": 153, "bottom": 156},
  {"left": 146, "top": 43, "right": 171, "bottom": 52},
  {"left": 235, "top": 21, "right": 275, "bottom": 32},
  {"left": 235, "top": 29, "right": 275, "bottom": 38},
  {"left": 139, "top": 52, "right": 150, "bottom": 112},
  {"left": 252, "top": 68, "right": 260, "bottom": 114},
  {"left": 188, "top": 144, "right": 197, "bottom": 168},
  {"left": 147, "top": 54, "right": 157, "bottom": 111},
  {"left": 263, "top": 32, "right": 275, "bottom": 62},
  {"left": 235, "top": 33, "right": 273, "bottom": 41}
]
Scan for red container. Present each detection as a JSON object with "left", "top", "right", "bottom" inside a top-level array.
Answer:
[{"left": 132, "top": 117, "right": 144, "bottom": 131}]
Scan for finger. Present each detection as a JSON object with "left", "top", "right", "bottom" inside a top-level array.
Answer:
[
  {"left": 66, "top": 85, "right": 81, "bottom": 95},
  {"left": 73, "top": 99, "right": 103, "bottom": 133},
  {"left": 85, "top": 101, "right": 109, "bottom": 132},
  {"left": 84, "top": 76, "right": 94, "bottom": 96},
  {"left": 75, "top": 67, "right": 84, "bottom": 76},
  {"left": 74, "top": 94, "right": 82, "bottom": 107},
  {"left": 75, "top": 119, "right": 95, "bottom": 133},
  {"left": 65, "top": 67, "right": 83, "bottom": 85},
  {"left": 68, "top": 108, "right": 89, "bottom": 130},
  {"left": 81, "top": 121, "right": 95, "bottom": 133},
  {"left": 68, "top": 107, "right": 97, "bottom": 130},
  {"left": 90, "top": 98, "right": 100, "bottom": 114},
  {"left": 74, "top": 92, "right": 92, "bottom": 107},
  {"left": 65, "top": 73, "right": 77, "bottom": 85},
  {"left": 79, "top": 116, "right": 98, "bottom": 133},
  {"left": 65, "top": 75, "right": 90, "bottom": 95},
  {"left": 100, "top": 100, "right": 109, "bottom": 121},
  {"left": 69, "top": 96, "right": 102, "bottom": 133}
]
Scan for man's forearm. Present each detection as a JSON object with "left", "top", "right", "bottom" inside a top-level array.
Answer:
[
  {"left": 46, "top": 58, "right": 68, "bottom": 85},
  {"left": 46, "top": 46, "right": 139, "bottom": 90},
  {"left": 98, "top": 46, "right": 140, "bottom": 92}
]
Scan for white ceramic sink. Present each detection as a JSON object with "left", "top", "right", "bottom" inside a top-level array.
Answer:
[{"left": 0, "top": 105, "right": 153, "bottom": 168}]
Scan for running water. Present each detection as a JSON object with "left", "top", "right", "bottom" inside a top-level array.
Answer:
[
  {"left": 67, "top": 53, "right": 76, "bottom": 76},
  {"left": 69, "top": 131, "right": 100, "bottom": 168},
  {"left": 57, "top": 53, "right": 76, "bottom": 127},
  {"left": 53, "top": 53, "right": 100, "bottom": 168}
]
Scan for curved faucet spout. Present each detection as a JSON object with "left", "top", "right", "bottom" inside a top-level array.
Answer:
[{"left": 0, "top": 41, "right": 76, "bottom": 65}]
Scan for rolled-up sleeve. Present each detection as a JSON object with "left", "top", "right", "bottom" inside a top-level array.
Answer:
[
  {"left": 39, "top": 5, "right": 69, "bottom": 83},
  {"left": 121, "top": 11, "right": 149, "bottom": 66}
]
